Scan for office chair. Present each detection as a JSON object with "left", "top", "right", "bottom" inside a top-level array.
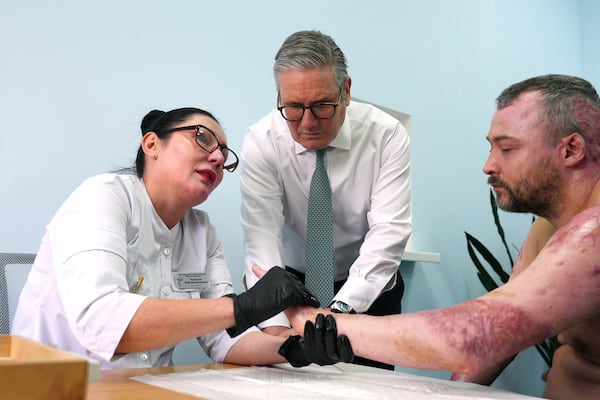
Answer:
[{"left": 0, "top": 252, "right": 36, "bottom": 334}]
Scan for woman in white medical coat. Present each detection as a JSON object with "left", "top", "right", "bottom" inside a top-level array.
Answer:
[{"left": 12, "top": 107, "right": 333, "bottom": 370}]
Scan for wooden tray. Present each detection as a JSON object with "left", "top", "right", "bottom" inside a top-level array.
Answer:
[{"left": 0, "top": 335, "right": 89, "bottom": 400}]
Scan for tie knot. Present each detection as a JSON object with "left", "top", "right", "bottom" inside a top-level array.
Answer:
[{"left": 316, "top": 148, "right": 327, "bottom": 161}]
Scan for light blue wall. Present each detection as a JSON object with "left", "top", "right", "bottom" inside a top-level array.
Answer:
[
  {"left": 581, "top": 0, "right": 600, "bottom": 85},
  {"left": 2, "top": 1, "right": 597, "bottom": 397}
]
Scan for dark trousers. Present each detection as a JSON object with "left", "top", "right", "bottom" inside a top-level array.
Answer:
[{"left": 286, "top": 267, "right": 404, "bottom": 370}]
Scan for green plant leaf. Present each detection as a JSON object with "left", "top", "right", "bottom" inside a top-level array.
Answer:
[
  {"left": 477, "top": 271, "right": 499, "bottom": 292},
  {"left": 489, "top": 190, "right": 515, "bottom": 266},
  {"left": 466, "top": 236, "right": 500, "bottom": 291},
  {"left": 465, "top": 232, "right": 509, "bottom": 284}
]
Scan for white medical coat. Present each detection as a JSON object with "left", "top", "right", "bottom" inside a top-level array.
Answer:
[{"left": 12, "top": 173, "right": 253, "bottom": 369}]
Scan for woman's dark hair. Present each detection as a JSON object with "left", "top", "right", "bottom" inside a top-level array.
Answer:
[{"left": 134, "top": 107, "right": 219, "bottom": 177}]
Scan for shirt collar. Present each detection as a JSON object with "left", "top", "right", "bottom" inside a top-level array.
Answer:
[{"left": 293, "top": 111, "right": 351, "bottom": 154}]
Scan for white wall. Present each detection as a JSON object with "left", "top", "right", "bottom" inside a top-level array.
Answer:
[{"left": 2, "top": 1, "right": 597, "bottom": 397}]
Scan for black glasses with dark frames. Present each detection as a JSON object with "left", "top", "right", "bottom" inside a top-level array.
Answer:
[
  {"left": 277, "top": 86, "right": 344, "bottom": 121},
  {"left": 164, "top": 124, "right": 239, "bottom": 172}
]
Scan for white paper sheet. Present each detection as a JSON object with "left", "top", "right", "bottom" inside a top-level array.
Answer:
[{"left": 133, "top": 363, "right": 543, "bottom": 400}]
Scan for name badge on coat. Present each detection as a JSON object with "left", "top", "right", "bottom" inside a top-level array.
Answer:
[{"left": 174, "top": 272, "right": 209, "bottom": 290}]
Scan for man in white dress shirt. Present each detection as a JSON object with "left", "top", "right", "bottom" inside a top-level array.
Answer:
[{"left": 240, "top": 30, "right": 412, "bottom": 368}]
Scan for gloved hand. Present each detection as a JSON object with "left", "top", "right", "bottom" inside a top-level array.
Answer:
[
  {"left": 278, "top": 313, "right": 354, "bottom": 367},
  {"left": 226, "top": 266, "right": 319, "bottom": 337}
]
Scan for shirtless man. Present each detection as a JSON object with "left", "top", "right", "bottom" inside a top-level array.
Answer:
[{"left": 267, "top": 74, "right": 600, "bottom": 399}]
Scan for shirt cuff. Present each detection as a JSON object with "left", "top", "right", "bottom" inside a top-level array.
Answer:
[
  {"left": 257, "top": 312, "right": 290, "bottom": 330},
  {"left": 335, "top": 273, "right": 397, "bottom": 313}
]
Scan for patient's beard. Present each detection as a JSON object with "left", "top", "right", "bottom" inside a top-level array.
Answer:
[{"left": 490, "top": 160, "right": 561, "bottom": 218}]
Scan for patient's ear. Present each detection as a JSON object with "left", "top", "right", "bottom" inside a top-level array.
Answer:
[{"left": 560, "top": 132, "right": 585, "bottom": 166}]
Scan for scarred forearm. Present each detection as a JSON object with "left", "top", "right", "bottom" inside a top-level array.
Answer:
[
  {"left": 286, "top": 295, "right": 547, "bottom": 374},
  {"left": 450, "top": 355, "right": 516, "bottom": 385}
]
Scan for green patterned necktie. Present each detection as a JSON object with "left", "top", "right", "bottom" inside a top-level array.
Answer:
[{"left": 305, "top": 148, "right": 335, "bottom": 306}]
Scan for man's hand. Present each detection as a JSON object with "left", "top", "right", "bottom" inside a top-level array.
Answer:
[
  {"left": 284, "top": 305, "right": 322, "bottom": 334},
  {"left": 278, "top": 313, "right": 354, "bottom": 367},
  {"left": 226, "top": 266, "right": 319, "bottom": 337},
  {"left": 254, "top": 264, "right": 325, "bottom": 335}
]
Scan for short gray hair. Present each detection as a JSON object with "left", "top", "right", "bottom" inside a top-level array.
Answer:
[{"left": 273, "top": 30, "right": 348, "bottom": 94}]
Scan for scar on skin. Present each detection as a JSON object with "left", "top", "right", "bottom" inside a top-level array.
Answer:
[{"left": 429, "top": 299, "right": 550, "bottom": 364}]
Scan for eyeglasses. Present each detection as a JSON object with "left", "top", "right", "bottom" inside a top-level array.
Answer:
[
  {"left": 164, "top": 124, "right": 239, "bottom": 172},
  {"left": 277, "top": 87, "right": 343, "bottom": 121}
]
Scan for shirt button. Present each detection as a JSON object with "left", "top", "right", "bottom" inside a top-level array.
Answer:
[
  {"left": 163, "top": 247, "right": 171, "bottom": 256},
  {"left": 139, "top": 353, "right": 149, "bottom": 362},
  {"left": 161, "top": 286, "right": 171, "bottom": 296}
]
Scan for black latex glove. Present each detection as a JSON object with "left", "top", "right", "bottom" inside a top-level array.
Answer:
[
  {"left": 226, "top": 266, "right": 319, "bottom": 337},
  {"left": 278, "top": 313, "right": 354, "bottom": 367}
]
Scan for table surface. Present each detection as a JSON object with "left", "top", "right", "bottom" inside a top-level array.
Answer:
[
  {"left": 87, "top": 363, "right": 542, "bottom": 400},
  {"left": 87, "top": 363, "right": 239, "bottom": 400}
]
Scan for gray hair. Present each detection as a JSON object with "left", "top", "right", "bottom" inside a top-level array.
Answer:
[
  {"left": 496, "top": 74, "right": 600, "bottom": 162},
  {"left": 273, "top": 30, "right": 348, "bottom": 95}
]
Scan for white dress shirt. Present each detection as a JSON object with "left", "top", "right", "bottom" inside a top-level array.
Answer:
[
  {"left": 12, "top": 173, "right": 254, "bottom": 369},
  {"left": 241, "top": 101, "right": 412, "bottom": 327}
]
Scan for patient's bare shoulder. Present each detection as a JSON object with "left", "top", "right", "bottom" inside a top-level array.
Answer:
[{"left": 512, "top": 217, "right": 555, "bottom": 277}]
